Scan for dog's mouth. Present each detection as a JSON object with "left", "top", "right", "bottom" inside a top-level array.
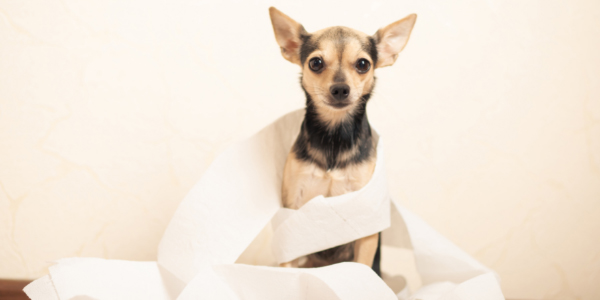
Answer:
[{"left": 325, "top": 99, "right": 352, "bottom": 109}]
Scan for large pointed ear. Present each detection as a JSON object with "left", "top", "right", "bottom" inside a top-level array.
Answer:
[
  {"left": 269, "top": 7, "right": 307, "bottom": 65},
  {"left": 373, "top": 14, "right": 417, "bottom": 68}
]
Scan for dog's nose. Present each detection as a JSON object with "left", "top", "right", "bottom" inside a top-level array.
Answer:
[{"left": 330, "top": 84, "right": 350, "bottom": 101}]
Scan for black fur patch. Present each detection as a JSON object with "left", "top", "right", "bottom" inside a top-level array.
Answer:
[
  {"left": 306, "top": 232, "right": 381, "bottom": 274},
  {"left": 293, "top": 85, "right": 375, "bottom": 170},
  {"left": 372, "top": 232, "right": 382, "bottom": 277},
  {"left": 307, "top": 242, "right": 354, "bottom": 267},
  {"left": 299, "top": 34, "right": 318, "bottom": 66},
  {"left": 365, "top": 36, "right": 378, "bottom": 66}
]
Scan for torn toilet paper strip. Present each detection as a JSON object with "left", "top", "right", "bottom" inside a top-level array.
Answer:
[
  {"left": 157, "top": 110, "right": 304, "bottom": 284},
  {"left": 24, "top": 109, "right": 505, "bottom": 300}
]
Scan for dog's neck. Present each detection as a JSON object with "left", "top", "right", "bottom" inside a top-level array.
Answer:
[{"left": 293, "top": 91, "right": 374, "bottom": 170}]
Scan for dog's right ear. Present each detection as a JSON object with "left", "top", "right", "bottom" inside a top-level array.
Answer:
[{"left": 269, "top": 7, "right": 306, "bottom": 65}]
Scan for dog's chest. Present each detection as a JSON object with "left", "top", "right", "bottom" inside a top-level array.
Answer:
[{"left": 282, "top": 155, "right": 376, "bottom": 209}]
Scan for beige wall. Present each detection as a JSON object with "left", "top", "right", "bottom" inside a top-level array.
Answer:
[{"left": 1, "top": 0, "right": 599, "bottom": 299}]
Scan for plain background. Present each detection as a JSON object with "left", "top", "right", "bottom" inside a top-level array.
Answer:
[{"left": 0, "top": 0, "right": 599, "bottom": 299}]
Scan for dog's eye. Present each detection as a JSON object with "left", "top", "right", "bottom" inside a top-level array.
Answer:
[
  {"left": 308, "top": 57, "right": 324, "bottom": 72},
  {"left": 355, "top": 58, "right": 371, "bottom": 74}
]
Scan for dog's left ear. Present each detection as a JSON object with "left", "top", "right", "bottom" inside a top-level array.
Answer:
[
  {"left": 373, "top": 14, "right": 417, "bottom": 68},
  {"left": 269, "top": 7, "right": 307, "bottom": 65}
]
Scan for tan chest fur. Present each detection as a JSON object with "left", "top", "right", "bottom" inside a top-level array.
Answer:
[{"left": 281, "top": 152, "right": 376, "bottom": 209}]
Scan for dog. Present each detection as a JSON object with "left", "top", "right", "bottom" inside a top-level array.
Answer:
[{"left": 269, "top": 7, "right": 416, "bottom": 272}]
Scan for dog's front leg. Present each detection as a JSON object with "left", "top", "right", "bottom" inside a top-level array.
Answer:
[
  {"left": 280, "top": 154, "right": 304, "bottom": 268},
  {"left": 353, "top": 233, "right": 379, "bottom": 267},
  {"left": 279, "top": 258, "right": 301, "bottom": 268}
]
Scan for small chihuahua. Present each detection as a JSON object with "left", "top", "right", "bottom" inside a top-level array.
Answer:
[{"left": 269, "top": 7, "right": 416, "bottom": 271}]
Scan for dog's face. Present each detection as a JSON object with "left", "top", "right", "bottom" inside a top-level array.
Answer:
[
  {"left": 299, "top": 27, "right": 378, "bottom": 116},
  {"left": 269, "top": 7, "right": 416, "bottom": 125}
]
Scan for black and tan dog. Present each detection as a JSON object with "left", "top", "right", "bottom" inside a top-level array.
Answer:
[{"left": 269, "top": 7, "right": 416, "bottom": 271}]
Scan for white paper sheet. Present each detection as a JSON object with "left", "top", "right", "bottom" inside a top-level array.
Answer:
[{"left": 24, "top": 109, "right": 505, "bottom": 300}]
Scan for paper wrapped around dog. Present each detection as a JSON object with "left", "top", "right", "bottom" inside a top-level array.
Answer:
[{"left": 24, "top": 109, "right": 505, "bottom": 300}]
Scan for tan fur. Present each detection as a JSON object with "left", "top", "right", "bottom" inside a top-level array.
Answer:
[
  {"left": 269, "top": 7, "right": 416, "bottom": 269},
  {"left": 269, "top": 7, "right": 306, "bottom": 65},
  {"left": 374, "top": 14, "right": 417, "bottom": 68},
  {"left": 282, "top": 150, "right": 376, "bottom": 210}
]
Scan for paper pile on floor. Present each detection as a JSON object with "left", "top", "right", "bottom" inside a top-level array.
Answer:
[{"left": 24, "top": 110, "right": 505, "bottom": 300}]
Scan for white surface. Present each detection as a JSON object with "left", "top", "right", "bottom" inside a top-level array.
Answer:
[
  {"left": 1, "top": 0, "right": 599, "bottom": 299},
  {"left": 24, "top": 110, "right": 504, "bottom": 300}
]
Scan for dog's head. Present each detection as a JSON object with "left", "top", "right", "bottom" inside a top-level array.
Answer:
[{"left": 269, "top": 7, "right": 416, "bottom": 125}]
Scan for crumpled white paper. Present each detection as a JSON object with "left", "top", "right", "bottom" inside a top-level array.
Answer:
[{"left": 24, "top": 109, "right": 505, "bottom": 300}]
